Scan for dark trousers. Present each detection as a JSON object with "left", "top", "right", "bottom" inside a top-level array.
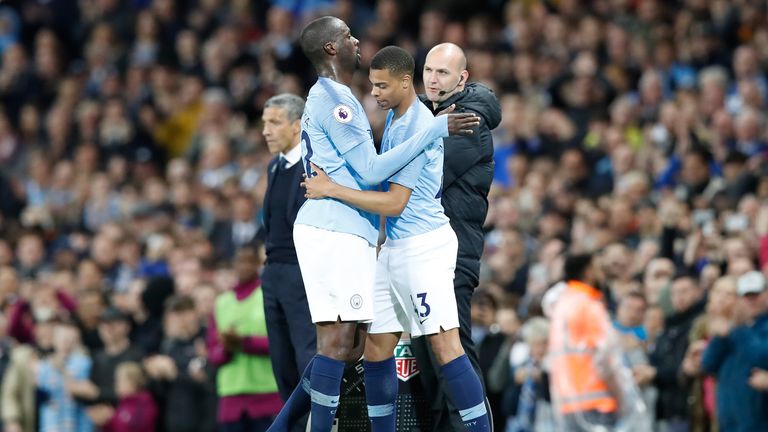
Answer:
[
  {"left": 219, "top": 415, "right": 273, "bottom": 432},
  {"left": 262, "top": 262, "right": 316, "bottom": 429},
  {"left": 411, "top": 281, "right": 491, "bottom": 431}
]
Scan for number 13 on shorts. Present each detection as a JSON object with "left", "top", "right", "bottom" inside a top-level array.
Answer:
[{"left": 416, "top": 292, "right": 431, "bottom": 318}]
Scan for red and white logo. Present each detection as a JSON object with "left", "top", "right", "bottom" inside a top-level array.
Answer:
[{"left": 394, "top": 339, "right": 420, "bottom": 382}]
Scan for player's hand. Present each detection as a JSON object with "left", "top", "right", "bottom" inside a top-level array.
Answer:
[
  {"left": 439, "top": 104, "right": 480, "bottom": 136},
  {"left": 302, "top": 163, "right": 335, "bottom": 199},
  {"left": 436, "top": 103, "right": 456, "bottom": 116}
]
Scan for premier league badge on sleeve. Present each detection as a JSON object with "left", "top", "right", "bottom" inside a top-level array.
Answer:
[{"left": 333, "top": 105, "right": 353, "bottom": 124}]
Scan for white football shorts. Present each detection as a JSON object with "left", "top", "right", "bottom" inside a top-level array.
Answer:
[
  {"left": 369, "top": 223, "right": 459, "bottom": 337},
  {"left": 293, "top": 224, "right": 376, "bottom": 323}
]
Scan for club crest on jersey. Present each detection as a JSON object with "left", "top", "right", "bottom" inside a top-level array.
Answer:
[
  {"left": 333, "top": 104, "right": 353, "bottom": 123},
  {"left": 394, "top": 340, "right": 420, "bottom": 382},
  {"left": 350, "top": 294, "right": 363, "bottom": 309}
]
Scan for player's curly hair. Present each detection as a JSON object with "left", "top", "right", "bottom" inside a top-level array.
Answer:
[{"left": 370, "top": 45, "right": 415, "bottom": 78}]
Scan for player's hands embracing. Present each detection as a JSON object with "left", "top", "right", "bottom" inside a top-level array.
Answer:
[
  {"left": 302, "top": 163, "right": 336, "bottom": 199},
  {"left": 439, "top": 104, "right": 480, "bottom": 136}
]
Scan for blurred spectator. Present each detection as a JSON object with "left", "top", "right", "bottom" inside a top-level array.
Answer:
[
  {"left": 14, "top": 232, "right": 46, "bottom": 280},
  {"left": 702, "top": 271, "right": 768, "bottom": 431},
  {"left": 489, "top": 316, "right": 552, "bottom": 432},
  {"left": 614, "top": 291, "right": 648, "bottom": 347},
  {"left": 649, "top": 276, "right": 705, "bottom": 432},
  {"left": 471, "top": 288, "right": 520, "bottom": 424},
  {"left": 73, "top": 288, "right": 106, "bottom": 353},
  {"left": 8, "top": 281, "right": 76, "bottom": 345},
  {"left": 683, "top": 275, "right": 739, "bottom": 432},
  {"left": 68, "top": 307, "right": 143, "bottom": 407},
  {"left": 207, "top": 247, "right": 279, "bottom": 431},
  {"left": 1, "top": 321, "right": 49, "bottom": 432},
  {"left": 614, "top": 292, "right": 657, "bottom": 428},
  {"left": 36, "top": 319, "right": 93, "bottom": 432},
  {"left": 209, "top": 192, "right": 260, "bottom": 261},
  {"left": 470, "top": 288, "right": 499, "bottom": 347},
  {"left": 134, "top": 276, "right": 174, "bottom": 354},
  {"left": 88, "top": 362, "right": 159, "bottom": 432},
  {"left": 146, "top": 295, "right": 216, "bottom": 432}
]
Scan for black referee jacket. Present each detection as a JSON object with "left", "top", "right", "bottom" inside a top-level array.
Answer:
[{"left": 419, "top": 82, "right": 502, "bottom": 290}]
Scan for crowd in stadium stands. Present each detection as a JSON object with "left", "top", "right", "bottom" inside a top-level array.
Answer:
[{"left": 0, "top": 0, "right": 767, "bottom": 431}]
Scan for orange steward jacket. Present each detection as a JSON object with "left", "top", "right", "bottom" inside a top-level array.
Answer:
[{"left": 548, "top": 280, "right": 619, "bottom": 415}]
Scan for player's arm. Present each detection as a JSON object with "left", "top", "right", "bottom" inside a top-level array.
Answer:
[
  {"left": 318, "top": 102, "right": 478, "bottom": 185},
  {"left": 303, "top": 164, "right": 411, "bottom": 216},
  {"left": 339, "top": 115, "right": 442, "bottom": 185}
]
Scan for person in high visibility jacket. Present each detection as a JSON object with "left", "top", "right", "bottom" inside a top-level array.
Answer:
[{"left": 548, "top": 253, "right": 645, "bottom": 432}]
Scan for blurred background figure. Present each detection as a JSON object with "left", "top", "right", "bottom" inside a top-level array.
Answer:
[
  {"left": 207, "top": 247, "right": 278, "bottom": 432},
  {"left": 702, "top": 271, "right": 768, "bottom": 432},
  {"left": 36, "top": 320, "right": 93, "bottom": 432},
  {"left": 88, "top": 362, "right": 159, "bottom": 432}
]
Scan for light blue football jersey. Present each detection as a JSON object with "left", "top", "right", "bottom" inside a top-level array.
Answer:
[
  {"left": 295, "top": 78, "right": 379, "bottom": 245},
  {"left": 296, "top": 77, "right": 449, "bottom": 246},
  {"left": 295, "top": 77, "right": 379, "bottom": 246},
  {"left": 382, "top": 99, "right": 450, "bottom": 240}
]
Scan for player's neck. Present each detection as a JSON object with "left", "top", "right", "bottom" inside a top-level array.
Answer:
[
  {"left": 393, "top": 91, "right": 416, "bottom": 119},
  {"left": 316, "top": 62, "right": 354, "bottom": 87}
]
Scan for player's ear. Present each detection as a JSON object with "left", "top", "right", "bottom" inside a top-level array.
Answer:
[
  {"left": 323, "top": 41, "right": 336, "bottom": 56},
  {"left": 402, "top": 74, "right": 411, "bottom": 89}
]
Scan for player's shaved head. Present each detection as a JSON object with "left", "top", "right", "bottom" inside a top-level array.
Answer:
[
  {"left": 300, "top": 16, "right": 345, "bottom": 67},
  {"left": 426, "top": 43, "right": 467, "bottom": 73},
  {"left": 370, "top": 46, "right": 414, "bottom": 78}
]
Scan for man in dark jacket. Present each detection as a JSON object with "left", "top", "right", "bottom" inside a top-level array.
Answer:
[
  {"left": 412, "top": 42, "right": 502, "bottom": 431},
  {"left": 702, "top": 271, "right": 768, "bottom": 432},
  {"left": 67, "top": 307, "right": 144, "bottom": 406},
  {"left": 146, "top": 295, "right": 217, "bottom": 432},
  {"left": 649, "top": 276, "right": 705, "bottom": 432},
  {"left": 258, "top": 93, "right": 314, "bottom": 432}
]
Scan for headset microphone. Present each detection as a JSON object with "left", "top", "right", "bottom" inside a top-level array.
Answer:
[{"left": 437, "top": 76, "right": 465, "bottom": 96}]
